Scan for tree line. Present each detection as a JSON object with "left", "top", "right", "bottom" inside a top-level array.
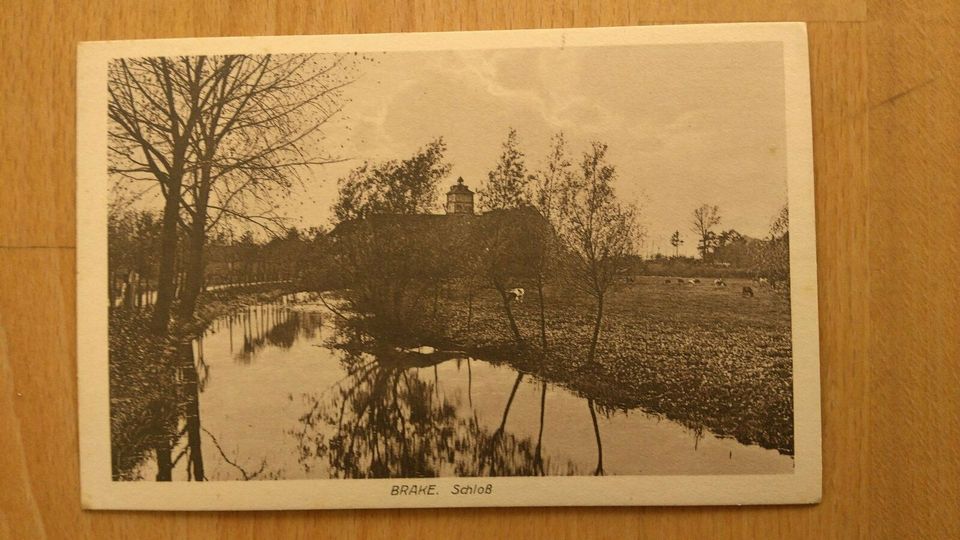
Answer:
[
  {"left": 109, "top": 206, "right": 325, "bottom": 311},
  {"left": 663, "top": 203, "right": 790, "bottom": 284}
]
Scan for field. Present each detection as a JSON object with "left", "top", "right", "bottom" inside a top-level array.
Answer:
[{"left": 413, "top": 275, "right": 794, "bottom": 454}]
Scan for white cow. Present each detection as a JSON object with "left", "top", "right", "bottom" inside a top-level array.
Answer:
[
  {"left": 506, "top": 288, "right": 525, "bottom": 303},
  {"left": 714, "top": 278, "right": 727, "bottom": 287}
]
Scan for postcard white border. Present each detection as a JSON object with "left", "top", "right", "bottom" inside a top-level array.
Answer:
[{"left": 77, "top": 22, "right": 820, "bottom": 510}]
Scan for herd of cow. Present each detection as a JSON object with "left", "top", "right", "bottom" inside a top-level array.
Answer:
[
  {"left": 504, "top": 276, "right": 778, "bottom": 304},
  {"left": 661, "top": 276, "right": 776, "bottom": 298}
]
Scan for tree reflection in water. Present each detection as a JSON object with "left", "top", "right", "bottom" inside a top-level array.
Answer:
[
  {"left": 149, "top": 341, "right": 205, "bottom": 481},
  {"left": 139, "top": 304, "right": 325, "bottom": 481},
  {"left": 534, "top": 381, "right": 547, "bottom": 475},
  {"left": 129, "top": 300, "right": 618, "bottom": 480},
  {"left": 587, "top": 398, "right": 604, "bottom": 476},
  {"left": 290, "top": 323, "right": 571, "bottom": 478},
  {"left": 233, "top": 305, "right": 323, "bottom": 363}
]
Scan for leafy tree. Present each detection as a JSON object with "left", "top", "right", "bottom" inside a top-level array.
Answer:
[
  {"left": 530, "top": 133, "right": 571, "bottom": 222},
  {"left": 758, "top": 205, "right": 790, "bottom": 286},
  {"left": 468, "top": 128, "right": 537, "bottom": 346},
  {"left": 333, "top": 138, "right": 451, "bottom": 222},
  {"left": 716, "top": 229, "right": 743, "bottom": 247},
  {"left": 712, "top": 232, "right": 758, "bottom": 269},
  {"left": 331, "top": 139, "right": 453, "bottom": 330},
  {"left": 770, "top": 205, "right": 789, "bottom": 238},
  {"left": 479, "top": 128, "right": 529, "bottom": 211},
  {"left": 107, "top": 207, "right": 163, "bottom": 309},
  {"left": 470, "top": 208, "right": 545, "bottom": 346},
  {"left": 670, "top": 230, "right": 683, "bottom": 258},
  {"left": 690, "top": 204, "right": 721, "bottom": 260},
  {"left": 526, "top": 132, "right": 573, "bottom": 350},
  {"left": 557, "top": 142, "right": 640, "bottom": 364}
]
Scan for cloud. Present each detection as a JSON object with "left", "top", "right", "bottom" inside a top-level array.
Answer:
[{"left": 292, "top": 42, "right": 788, "bottom": 249}]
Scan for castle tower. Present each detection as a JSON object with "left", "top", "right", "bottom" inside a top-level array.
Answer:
[{"left": 445, "top": 177, "right": 474, "bottom": 215}]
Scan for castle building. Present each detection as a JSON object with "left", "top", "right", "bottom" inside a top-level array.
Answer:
[{"left": 445, "top": 177, "right": 475, "bottom": 215}]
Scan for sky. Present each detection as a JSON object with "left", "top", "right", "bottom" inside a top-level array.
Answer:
[
  {"left": 290, "top": 41, "right": 788, "bottom": 257},
  {"left": 122, "top": 41, "right": 788, "bottom": 257}
]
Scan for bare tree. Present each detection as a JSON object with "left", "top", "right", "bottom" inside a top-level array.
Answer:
[
  {"left": 176, "top": 54, "right": 355, "bottom": 319},
  {"left": 690, "top": 204, "right": 721, "bottom": 261},
  {"left": 109, "top": 57, "right": 212, "bottom": 333},
  {"left": 558, "top": 142, "right": 640, "bottom": 364},
  {"left": 108, "top": 54, "right": 357, "bottom": 329}
]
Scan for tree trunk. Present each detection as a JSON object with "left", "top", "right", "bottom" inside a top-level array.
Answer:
[
  {"left": 179, "top": 156, "right": 213, "bottom": 321},
  {"left": 465, "top": 287, "right": 474, "bottom": 336},
  {"left": 493, "top": 281, "right": 523, "bottom": 346},
  {"left": 179, "top": 342, "right": 205, "bottom": 481},
  {"left": 500, "top": 293, "right": 523, "bottom": 346},
  {"left": 496, "top": 372, "right": 524, "bottom": 434},
  {"left": 536, "top": 274, "right": 548, "bottom": 351},
  {"left": 108, "top": 273, "right": 116, "bottom": 309},
  {"left": 178, "top": 223, "right": 206, "bottom": 321},
  {"left": 122, "top": 272, "right": 135, "bottom": 310},
  {"left": 587, "top": 398, "right": 604, "bottom": 476},
  {"left": 587, "top": 294, "right": 605, "bottom": 364},
  {"left": 154, "top": 442, "right": 172, "bottom": 481},
  {"left": 467, "top": 358, "right": 473, "bottom": 406},
  {"left": 151, "top": 380, "right": 177, "bottom": 481},
  {"left": 534, "top": 381, "right": 547, "bottom": 474},
  {"left": 151, "top": 185, "right": 181, "bottom": 333}
]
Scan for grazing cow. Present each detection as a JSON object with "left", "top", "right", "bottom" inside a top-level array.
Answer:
[
  {"left": 687, "top": 279, "right": 696, "bottom": 285},
  {"left": 714, "top": 278, "right": 727, "bottom": 287},
  {"left": 742, "top": 286, "right": 754, "bottom": 297},
  {"left": 693, "top": 278, "right": 701, "bottom": 284},
  {"left": 758, "top": 277, "right": 770, "bottom": 287},
  {"left": 677, "top": 278, "right": 685, "bottom": 284},
  {"left": 506, "top": 287, "right": 525, "bottom": 303},
  {"left": 664, "top": 278, "right": 673, "bottom": 284}
]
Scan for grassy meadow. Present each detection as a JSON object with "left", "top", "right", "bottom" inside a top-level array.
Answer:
[{"left": 413, "top": 275, "right": 794, "bottom": 454}]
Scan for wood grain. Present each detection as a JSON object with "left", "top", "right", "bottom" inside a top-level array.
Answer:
[{"left": 1, "top": 1, "right": 958, "bottom": 538}]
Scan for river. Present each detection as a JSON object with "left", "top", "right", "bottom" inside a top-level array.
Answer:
[{"left": 136, "top": 292, "right": 793, "bottom": 480}]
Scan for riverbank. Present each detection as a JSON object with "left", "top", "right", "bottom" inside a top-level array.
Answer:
[
  {"left": 109, "top": 283, "right": 298, "bottom": 479},
  {"left": 357, "top": 276, "right": 794, "bottom": 454}
]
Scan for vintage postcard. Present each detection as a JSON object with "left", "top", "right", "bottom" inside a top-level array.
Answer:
[{"left": 77, "top": 23, "right": 820, "bottom": 510}]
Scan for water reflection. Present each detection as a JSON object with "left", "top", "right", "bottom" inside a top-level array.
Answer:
[
  {"left": 290, "top": 329, "right": 562, "bottom": 478},
  {"left": 135, "top": 301, "right": 325, "bottom": 481},
  {"left": 147, "top": 342, "right": 205, "bottom": 481},
  {"left": 226, "top": 305, "right": 324, "bottom": 363},
  {"left": 127, "top": 293, "right": 793, "bottom": 481}
]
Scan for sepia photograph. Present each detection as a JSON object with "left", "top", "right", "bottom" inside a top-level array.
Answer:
[{"left": 77, "top": 23, "right": 821, "bottom": 509}]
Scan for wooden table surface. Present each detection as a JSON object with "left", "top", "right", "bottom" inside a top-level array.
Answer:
[{"left": 1, "top": 1, "right": 958, "bottom": 538}]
